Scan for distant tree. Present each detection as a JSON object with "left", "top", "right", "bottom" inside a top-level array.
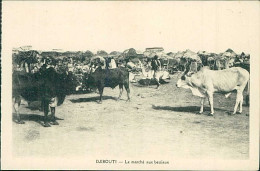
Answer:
[
  {"left": 79, "top": 50, "right": 93, "bottom": 63},
  {"left": 97, "top": 50, "right": 108, "bottom": 57},
  {"left": 127, "top": 48, "right": 137, "bottom": 57},
  {"left": 110, "top": 51, "right": 122, "bottom": 56},
  {"left": 84, "top": 50, "right": 94, "bottom": 58},
  {"left": 123, "top": 48, "right": 137, "bottom": 60},
  {"left": 13, "top": 50, "right": 38, "bottom": 73}
]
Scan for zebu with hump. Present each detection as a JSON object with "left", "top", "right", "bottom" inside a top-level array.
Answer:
[{"left": 176, "top": 63, "right": 249, "bottom": 116}]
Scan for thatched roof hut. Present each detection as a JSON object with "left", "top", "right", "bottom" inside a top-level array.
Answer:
[
  {"left": 13, "top": 50, "right": 40, "bottom": 65},
  {"left": 182, "top": 49, "right": 201, "bottom": 62},
  {"left": 239, "top": 52, "right": 250, "bottom": 59},
  {"left": 197, "top": 50, "right": 211, "bottom": 57},
  {"left": 173, "top": 51, "right": 185, "bottom": 59},
  {"left": 167, "top": 52, "right": 175, "bottom": 57},
  {"left": 221, "top": 49, "right": 237, "bottom": 58}
]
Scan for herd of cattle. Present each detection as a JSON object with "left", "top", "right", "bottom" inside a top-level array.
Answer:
[
  {"left": 13, "top": 65, "right": 133, "bottom": 127},
  {"left": 12, "top": 51, "right": 250, "bottom": 127}
]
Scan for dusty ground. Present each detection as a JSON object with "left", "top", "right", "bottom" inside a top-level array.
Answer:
[{"left": 13, "top": 74, "right": 249, "bottom": 159}]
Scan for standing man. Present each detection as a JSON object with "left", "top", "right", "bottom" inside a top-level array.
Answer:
[{"left": 151, "top": 55, "right": 161, "bottom": 89}]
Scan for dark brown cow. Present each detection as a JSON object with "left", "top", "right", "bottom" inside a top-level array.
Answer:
[
  {"left": 13, "top": 67, "right": 77, "bottom": 127},
  {"left": 86, "top": 67, "right": 130, "bottom": 102}
]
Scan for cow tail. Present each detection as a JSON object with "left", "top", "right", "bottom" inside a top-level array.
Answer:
[
  {"left": 246, "top": 77, "right": 250, "bottom": 106},
  {"left": 57, "top": 93, "right": 66, "bottom": 106}
]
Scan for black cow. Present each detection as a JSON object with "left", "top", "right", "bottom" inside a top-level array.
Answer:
[
  {"left": 12, "top": 67, "right": 76, "bottom": 127},
  {"left": 86, "top": 67, "right": 130, "bottom": 102}
]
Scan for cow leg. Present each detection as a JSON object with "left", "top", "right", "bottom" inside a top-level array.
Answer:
[
  {"left": 148, "top": 70, "right": 154, "bottom": 87},
  {"left": 156, "top": 79, "right": 160, "bottom": 89},
  {"left": 117, "top": 84, "right": 123, "bottom": 101},
  {"left": 155, "top": 78, "right": 160, "bottom": 89},
  {"left": 13, "top": 96, "right": 25, "bottom": 124},
  {"left": 245, "top": 94, "right": 249, "bottom": 106},
  {"left": 245, "top": 82, "right": 250, "bottom": 106},
  {"left": 124, "top": 83, "right": 131, "bottom": 102},
  {"left": 233, "top": 91, "right": 243, "bottom": 114},
  {"left": 148, "top": 79, "right": 151, "bottom": 87},
  {"left": 239, "top": 93, "right": 243, "bottom": 114},
  {"left": 98, "top": 87, "right": 104, "bottom": 103},
  {"left": 207, "top": 92, "right": 214, "bottom": 116},
  {"left": 42, "top": 100, "right": 51, "bottom": 127},
  {"left": 50, "top": 107, "right": 59, "bottom": 125},
  {"left": 154, "top": 71, "right": 160, "bottom": 89},
  {"left": 199, "top": 97, "right": 205, "bottom": 114}
]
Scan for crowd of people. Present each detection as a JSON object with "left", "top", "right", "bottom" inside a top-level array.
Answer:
[
  {"left": 13, "top": 52, "right": 163, "bottom": 76},
  {"left": 12, "top": 49, "right": 250, "bottom": 86},
  {"left": 13, "top": 56, "right": 89, "bottom": 74}
]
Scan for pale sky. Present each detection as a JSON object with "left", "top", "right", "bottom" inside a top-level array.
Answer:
[{"left": 3, "top": 1, "right": 260, "bottom": 54}]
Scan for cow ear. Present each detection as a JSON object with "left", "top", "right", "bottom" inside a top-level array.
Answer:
[{"left": 187, "top": 72, "right": 194, "bottom": 77}]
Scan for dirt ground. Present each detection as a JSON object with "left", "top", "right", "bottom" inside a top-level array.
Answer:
[{"left": 12, "top": 74, "right": 249, "bottom": 160}]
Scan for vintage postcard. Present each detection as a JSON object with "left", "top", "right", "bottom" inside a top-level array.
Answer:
[{"left": 1, "top": 1, "right": 259, "bottom": 170}]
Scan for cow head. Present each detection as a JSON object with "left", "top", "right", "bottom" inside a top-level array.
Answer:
[
  {"left": 84, "top": 68, "right": 101, "bottom": 92},
  {"left": 63, "top": 71, "right": 78, "bottom": 94},
  {"left": 52, "top": 70, "right": 78, "bottom": 100},
  {"left": 176, "top": 61, "right": 192, "bottom": 89},
  {"left": 85, "top": 73, "right": 96, "bottom": 89},
  {"left": 176, "top": 75, "right": 191, "bottom": 89}
]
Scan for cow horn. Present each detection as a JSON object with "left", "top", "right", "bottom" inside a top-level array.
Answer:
[{"left": 183, "top": 61, "right": 191, "bottom": 75}]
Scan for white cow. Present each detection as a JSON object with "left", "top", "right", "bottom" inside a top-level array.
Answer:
[{"left": 176, "top": 66, "right": 249, "bottom": 115}]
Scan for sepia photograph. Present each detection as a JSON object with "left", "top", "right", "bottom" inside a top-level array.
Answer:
[{"left": 1, "top": 1, "right": 259, "bottom": 170}]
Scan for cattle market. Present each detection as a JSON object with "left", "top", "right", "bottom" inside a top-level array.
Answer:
[{"left": 11, "top": 46, "right": 250, "bottom": 160}]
